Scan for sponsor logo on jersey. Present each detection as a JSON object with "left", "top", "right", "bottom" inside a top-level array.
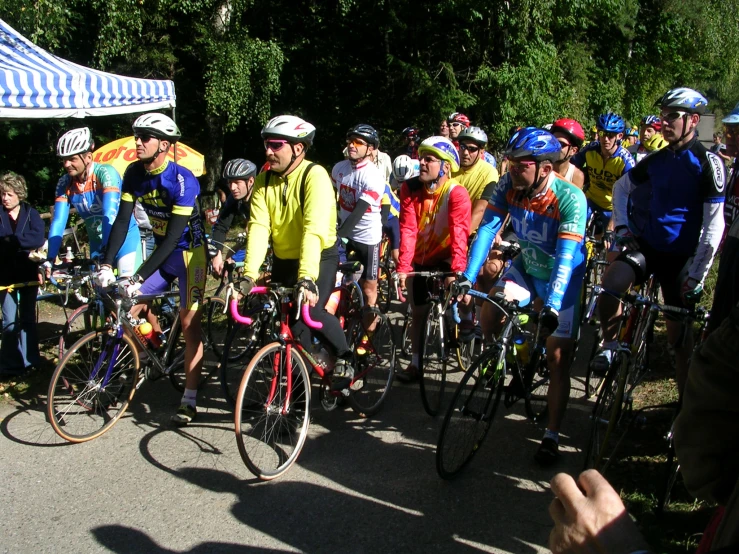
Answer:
[{"left": 706, "top": 152, "right": 726, "bottom": 193}]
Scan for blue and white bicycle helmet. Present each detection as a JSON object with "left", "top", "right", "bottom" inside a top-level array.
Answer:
[
  {"left": 656, "top": 87, "right": 708, "bottom": 115},
  {"left": 641, "top": 115, "right": 662, "bottom": 131},
  {"left": 596, "top": 112, "right": 626, "bottom": 133},
  {"left": 722, "top": 102, "right": 739, "bottom": 124},
  {"left": 504, "top": 127, "right": 561, "bottom": 162}
]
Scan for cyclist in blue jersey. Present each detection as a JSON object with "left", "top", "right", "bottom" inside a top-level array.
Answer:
[
  {"left": 594, "top": 88, "right": 725, "bottom": 399},
  {"left": 96, "top": 113, "right": 207, "bottom": 426},
  {"left": 44, "top": 128, "right": 142, "bottom": 278},
  {"left": 456, "top": 127, "right": 588, "bottom": 466}
]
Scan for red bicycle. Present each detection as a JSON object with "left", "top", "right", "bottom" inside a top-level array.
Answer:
[{"left": 231, "top": 282, "right": 394, "bottom": 480}]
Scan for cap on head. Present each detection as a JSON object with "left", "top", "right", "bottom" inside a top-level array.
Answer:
[{"left": 723, "top": 102, "right": 739, "bottom": 124}]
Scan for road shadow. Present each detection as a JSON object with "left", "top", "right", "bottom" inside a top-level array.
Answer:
[
  {"left": 0, "top": 397, "right": 71, "bottom": 447},
  {"left": 92, "top": 525, "right": 291, "bottom": 553}
]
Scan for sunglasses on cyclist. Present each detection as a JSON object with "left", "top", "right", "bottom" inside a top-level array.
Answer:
[
  {"left": 264, "top": 139, "right": 289, "bottom": 152},
  {"left": 459, "top": 143, "right": 480, "bottom": 153},
  {"left": 659, "top": 110, "right": 688, "bottom": 123},
  {"left": 449, "top": 122, "right": 464, "bottom": 128},
  {"left": 597, "top": 130, "right": 619, "bottom": 139},
  {"left": 420, "top": 155, "right": 441, "bottom": 165},
  {"left": 134, "top": 133, "right": 157, "bottom": 143},
  {"left": 507, "top": 159, "right": 537, "bottom": 171},
  {"left": 346, "top": 137, "right": 368, "bottom": 147}
]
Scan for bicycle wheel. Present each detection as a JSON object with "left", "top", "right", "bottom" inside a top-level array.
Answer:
[
  {"left": 584, "top": 325, "right": 605, "bottom": 399},
  {"left": 583, "top": 351, "right": 628, "bottom": 471},
  {"left": 400, "top": 307, "right": 412, "bottom": 357},
  {"left": 168, "top": 296, "right": 222, "bottom": 392},
  {"left": 234, "top": 342, "right": 311, "bottom": 480},
  {"left": 524, "top": 351, "right": 550, "bottom": 422},
  {"left": 58, "top": 302, "right": 108, "bottom": 360},
  {"left": 47, "top": 330, "right": 140, "bottom": 443},
  {"left": 436, "top": 345, "right": 505, "bottom": 479},
  {"left": 419, "top": 302, "right": 447, "bottom": 417},
  {"left": 376, "top": 264, "right": 392, "bottom": 314},
  {"left": 347, "top": 314, "right": 395, "bottom": 417},
  {"left": 220, "top": 313, "right": 268, "bottom": 408},
  {"left": 456, "top": 326, "right": 481, "bottom": 373}
]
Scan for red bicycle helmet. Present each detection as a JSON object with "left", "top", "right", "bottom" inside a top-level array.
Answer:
[
  {"left": 449, "top": 113, "right": 471, "bottom": 127},
  {"left": 550, "top": 118, "right": 585, "bottom": 148}
]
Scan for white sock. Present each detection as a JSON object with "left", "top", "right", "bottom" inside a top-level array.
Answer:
[
  {"left": 544, "top": 429, "right": 559, "bottom": 444},
  {"left": 182, "top": 388, "right": 197, "bottom": 409},
  {"left": 411, "top": 354, "right": 419, "bottom": 367}
]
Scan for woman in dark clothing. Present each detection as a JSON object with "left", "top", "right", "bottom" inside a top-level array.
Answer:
[{"left": 0, "top": 172, "right": 45, "bottom": 377}]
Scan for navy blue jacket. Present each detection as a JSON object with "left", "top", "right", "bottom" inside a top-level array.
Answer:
[{"left": 0, "top": 202, "right": 45, "bottom": 286}]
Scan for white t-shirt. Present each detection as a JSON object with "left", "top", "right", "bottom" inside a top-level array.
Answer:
[{"left": 331, "top": 159, "right": 384, "bottom": 245}]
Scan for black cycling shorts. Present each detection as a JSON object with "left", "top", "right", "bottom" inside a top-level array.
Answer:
[
  {"left": 345, "top": 238, "right": 380, "bottom": 281},
  {"left": 616, "top": 238, "right": 692, "bottom": 311}
]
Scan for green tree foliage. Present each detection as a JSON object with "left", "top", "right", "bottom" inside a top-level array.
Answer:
[{"left": 1, "top": 0, "right": 738, "bottom": 201}]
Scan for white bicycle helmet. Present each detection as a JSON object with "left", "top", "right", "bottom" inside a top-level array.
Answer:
[
  {"left": 392, "top": 155, "right": 420, "bottom": 182},
  {"left": 132, "top": 113, "right": 181, "bottom": 142},
  {"left": 57, "top": 127, "right": 94, "bottom": 157},
  {"left": 261, "top": 115, "right": 316, "bottom": 145}
]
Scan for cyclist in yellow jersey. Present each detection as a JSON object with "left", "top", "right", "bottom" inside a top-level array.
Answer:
[
  {"left": 571, "top": 112, "right": 635, "bottom": 227},
  {"left": 241, "top": 115, "right": 354, "bottom": 389},
  {"left": 452, "top": 126, "right": 500, "bottom": 232}
]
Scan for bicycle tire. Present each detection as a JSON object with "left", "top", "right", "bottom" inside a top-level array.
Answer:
[
  {"left": 220, "top": 317, "right": 266, "bottom": 408},
  {"left": 47, "top": 330, "right": 140, "bottom": 443},
  {"left": 376, "top": 264, "right": 392, "bottom": 314},
  {"left": 58, "top": 302, "right": 108, "bottom": 360},
  {"left": 234, "top": 342, "right": 311, "bottom": 480},
  {"left": 168, "top": 296, "right": 223, "bottom": 392},
  {"left": 419, "top": 302, "right": 447, "bottom": 417},
  {"left": 584, "top": 325, "right": 605, "bottom": 399},
  {"left": 583, "top": 351, "right": 628, "bottom": 471},
  {"left": 436, "top": 345, "right": 505, "bottom": 479},
  {"left": 456, "top": 330, "right": 481, "bottom": 373},
  {"left": 346, "top": 314, "right": 395, "bottom": 417}
]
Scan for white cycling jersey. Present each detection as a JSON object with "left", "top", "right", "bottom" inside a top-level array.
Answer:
[{"left": 331, "top": 158, "right": 385, "bottom": 245}]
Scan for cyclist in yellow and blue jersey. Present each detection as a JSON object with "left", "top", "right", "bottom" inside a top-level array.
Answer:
[
  {"left": 571, "top": 112, "right": 635, "bottom": 229},
  {"left": 381, "top": 181, "right": 400, "bottom": 267},
  {"left": 97, "top": 113, "right": 206, "bottom": 426}
]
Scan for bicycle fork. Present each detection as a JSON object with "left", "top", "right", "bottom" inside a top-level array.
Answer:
[{"left": 266, "top": 344, "right": 293, "bottom": 415}]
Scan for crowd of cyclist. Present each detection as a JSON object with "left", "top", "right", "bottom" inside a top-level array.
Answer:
[{"left": 1, "top": 87, "right": 738, "bottom": 470}]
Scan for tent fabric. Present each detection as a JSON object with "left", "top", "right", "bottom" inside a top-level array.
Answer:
[{"left": 0, "top": 18, "right": 176, "bottom": 119}]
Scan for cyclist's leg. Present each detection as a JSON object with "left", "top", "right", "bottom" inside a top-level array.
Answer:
[
  {"left": 347, "top": 238, "right": 381, "bottom": 331},
  {"left": 542, "top": 268, "right": 583, "bottom": 433},
  {"left": 115, "top": 226, "right": 144, "bottom": 278},
  {"left": 598, "top": 248, "right": 645, "bottom": 343},
  {"left": 480, "top": 256, "right": 533, "bottom": 342},
  {"left": 656, "top": 253, "right": 695, "bottom": 398},
  {"left": 134, "top": 269, "right": 172, "bottom": 332},
  {"left": 397, "top": 264, "right": 436, "bottom": 381},
  {"left": 386, "top": 217, "right": 400, "bottom": 267}
]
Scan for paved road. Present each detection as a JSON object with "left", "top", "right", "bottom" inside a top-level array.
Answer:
[{"left": 0, "top": 317, "right": 598, "bottom": 554}]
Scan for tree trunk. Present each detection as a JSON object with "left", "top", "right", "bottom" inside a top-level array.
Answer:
[{"left": 203, "top": 111, "right": 225, "bottom": 208}]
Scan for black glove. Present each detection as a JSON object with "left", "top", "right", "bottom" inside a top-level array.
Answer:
[
  {"left": 454, "top": 276, "right": 473, "bottom": 296},
  {"left": 238, "top": 275, "right": 256, "bottom": 296},
  {"left": 539, "top": 306, "right": 559, "bottom": 336},
  {"left": 295, "top": 277, "right": 318, "bottom": 296}
]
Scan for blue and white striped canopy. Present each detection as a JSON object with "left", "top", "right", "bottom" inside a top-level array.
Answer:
[{"left": 0, "top": 18, "right": 176, "bottom": 119}]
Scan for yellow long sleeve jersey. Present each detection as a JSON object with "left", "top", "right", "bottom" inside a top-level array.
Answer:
[{"left": 244, "top": 159, "right": 338, "bottom": 281}]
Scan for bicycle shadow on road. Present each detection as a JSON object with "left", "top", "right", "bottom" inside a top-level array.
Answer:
[{"left": 0, "top": 397, "right": 72, "bottom": 447}]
